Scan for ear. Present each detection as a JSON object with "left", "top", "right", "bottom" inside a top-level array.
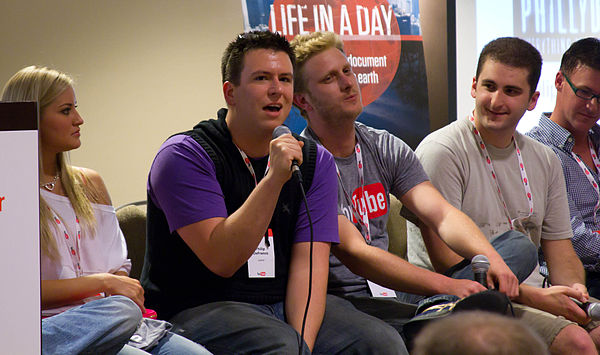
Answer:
[
  {"left": 527, "top": 91, "right": 540, "bottom": 111},
  {"left": 293, "top": 92, "right": 312, "bottom": 113},
  {"left": 223, "top": 81, "right": 236, "bottom": 106},
  {"left": 470, "top": 76, "right": 478, "bottom": 99},
  {"left": 555, "top": 71, "right": 564, "bottom": 91}
]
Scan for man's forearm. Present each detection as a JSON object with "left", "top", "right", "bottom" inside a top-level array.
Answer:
[
  {"left": 403, "top": 182, "right": 502, "bottom": 270},
  {"left": 334, "top": 240, "right": 469, "bottom": 296},
  {"left": 431, "top": 208, "right": 499, "bottom": 261},
  {"left": 178, "top": 173, "right": 286, "bottom": 277},
  {"left": 549, "top": 255, "right": 586, "bottom": 287},
  {"left": 543, "top": 238, "right": 586, "bottom": 287},
  {"left": 286, "top": 242, "right": 330, "bottom": 351}
]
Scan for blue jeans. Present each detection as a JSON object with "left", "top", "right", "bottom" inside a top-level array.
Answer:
[
  {"left": 169, "top": 294, "right": 407, "bottom": 354},
  {"left": 450, "top": 230, "right": 537, "bottom": 283},
  {"left": 42, "top": 295, "right": 141, "bottom": 355},
  {"left": 398, "top": 230, "right": 537, "bottom": 304},
  {"left": 117, "top": 332, "right": 212, "bottom": 355}
]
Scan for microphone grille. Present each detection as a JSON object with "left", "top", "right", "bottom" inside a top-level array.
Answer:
[
  {"left": 272, "top": 125, "right": 291, "bottom": 139},
  {"left": 471, "top": 254, "right": 490, "bottom": 271},
  {"left": 588, "top": 303, "right": 600, "bottom": 320}
]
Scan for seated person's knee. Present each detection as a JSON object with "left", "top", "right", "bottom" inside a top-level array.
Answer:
[{"left": 552, "top": 324, "right": 596, "bottom": 355}]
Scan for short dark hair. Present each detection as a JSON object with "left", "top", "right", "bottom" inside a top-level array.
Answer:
[
  {"left": 412, "top": 311, "right": 548, "bottom": 355},
  {"left": 476, "top": 37, "right": 542, "bottom": 96},
  {"left": 560, "top": 37, "right": 600, "bottom": 76},
  {"left": 221, "top": 31, "right": 295, "bottom": 85}
]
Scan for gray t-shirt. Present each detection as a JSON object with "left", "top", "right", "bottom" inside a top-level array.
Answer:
[
  {"left": 407, "top": 117, "right": 573, "bottom": 270},
  {"left": 302, "top": 122, "right": 429, "bottom": 296}
]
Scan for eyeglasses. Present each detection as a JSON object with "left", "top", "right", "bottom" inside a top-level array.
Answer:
[{"left": 562, "top": 72, "right": 600, "bottom": 103}]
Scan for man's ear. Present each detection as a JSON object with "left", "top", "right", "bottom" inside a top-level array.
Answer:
[
  {"left": 555, "top": 71, "right": 564, "bottom": 91},
  {"left": 470, "top": 76, "right": 478, "bottom": 99},
  {"left": 527, "top": 91, "right": 540, "bottom": 111},
  {"left": 223, "top": 81, "right": 236, "bottom": 106},
  {"left": 293, "top": 92, "right": 312, "bottom": 113}
]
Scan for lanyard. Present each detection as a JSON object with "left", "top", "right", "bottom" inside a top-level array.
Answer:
[
  {"left": 49, "top": 207, "right": 82, "bottom": 277},
  {"left": 236, "top": 146, "right": 270, "bottom": 186},
  {"left": 236, "top": 145, "right": 272, "bottom": 246},
  {"left": 336, "top": 139, "right": 371, "bottom": 243},
  {"left": 469, "top": 116, "right": 533, "bottom": 229},
  {"left": 571, "top": 137, "right": 600, "bottom": 224}
]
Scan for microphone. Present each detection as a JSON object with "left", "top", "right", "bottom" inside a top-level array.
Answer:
[
  {"left": 471, "top": 254, "right": 490, "bottom": 288},
  {"left": 570, "top": 298, "right": 600, "bottom": 320},
  {"left": 272, "top": 125, "right": 302, "bottom": 183}
]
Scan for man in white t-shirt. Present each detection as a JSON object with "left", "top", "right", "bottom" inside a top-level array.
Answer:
[{"left": 408, "top": 36, "right": 600, "bottom": 354}]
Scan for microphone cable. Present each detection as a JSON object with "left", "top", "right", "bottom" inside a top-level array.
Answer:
[{"left": 297, "top": 175, "right": 313, "bottom": 355}]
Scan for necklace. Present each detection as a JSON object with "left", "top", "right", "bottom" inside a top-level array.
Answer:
[{"left": 41, "top": 174, "right": 60, "bottom": 191}]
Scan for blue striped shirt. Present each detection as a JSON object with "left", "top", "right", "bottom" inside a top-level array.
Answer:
[{"left": 527, "top": 113, "right": 600, "bottom": 272}]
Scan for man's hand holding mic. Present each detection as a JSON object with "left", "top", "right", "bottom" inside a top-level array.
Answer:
[
  {"left": 269, "top": 125, "right": 303, "bottom": 185},
  {"left": 521, "top": 284, "right": 594, "bottom": 325},
  {"left": 485, "top": 253, "right": 520, "bottom": 298}
]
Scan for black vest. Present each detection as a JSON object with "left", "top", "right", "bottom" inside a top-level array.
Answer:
[{"left": 141, "top": 109, "right": 317, "bottom": 319}]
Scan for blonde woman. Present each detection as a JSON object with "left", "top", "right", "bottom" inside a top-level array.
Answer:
[{"left": 2, "top": 66, "right": 210, "bottom": 355}]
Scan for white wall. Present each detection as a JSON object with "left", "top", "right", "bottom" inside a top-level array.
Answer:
[
  {"left": 0, "top": 0, "right": 244, "bottom": 208},
  {"left": 455, "top": 0, "right": 477, "bottom": 121},
  {"left": 0, "top": 0, "right": 450, "bottom": 207}
]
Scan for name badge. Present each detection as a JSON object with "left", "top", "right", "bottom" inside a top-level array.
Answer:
[
  {"left": 248, "top": 228, "right": 275, "bottom": 278},
  {"left": 367, "top": 280, "right": 397, "bottom": 298}
]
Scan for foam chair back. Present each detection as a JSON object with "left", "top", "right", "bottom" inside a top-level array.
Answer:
[
  {"left": 387, "top": 194, "right": 407, "bottom": 259},
  {"left": 116, "top": 201, "right": 147, "bottom": 280}
]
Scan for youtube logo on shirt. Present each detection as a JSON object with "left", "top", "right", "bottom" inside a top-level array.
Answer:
[{"left": 340, "top": 182, "right": 388, "bottom": 223}]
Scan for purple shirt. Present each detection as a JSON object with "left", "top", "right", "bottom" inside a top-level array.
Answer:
[{"left": 148, "top": 134, "right": 339, "bottom": 244}]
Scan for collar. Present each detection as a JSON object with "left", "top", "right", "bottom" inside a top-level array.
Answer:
[
  {"left": 302, "top": 122, "right": 361, "bottom": 151},
  {"left": 302, "top": 125, "right": 320, "bottom": 143},
  {"left": 536, "top": 113, "right": 600, "bottom": 153}
]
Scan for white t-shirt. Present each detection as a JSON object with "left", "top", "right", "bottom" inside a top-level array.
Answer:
[
  {"left": 407, "top": 117, "right": 572, "bottom": 271},
  {"left": 40, "top": 189, "right": 130, "bottom": 315}
]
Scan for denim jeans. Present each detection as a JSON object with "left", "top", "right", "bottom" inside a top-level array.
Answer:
[
  {"left": 170, "top": 294, "right": 408, "bottom": 354},
  {"left": 397, "top": 230, "right": 538, "bottom": 304},
  {"left": 42, "top": 295, "right": 141, "bottom": 355},
  {"left": 450, "top": 230, "right": 538, "bottom": 283},
  {"left": 118, "top": 332, "right": 212, "bottom": 355}
]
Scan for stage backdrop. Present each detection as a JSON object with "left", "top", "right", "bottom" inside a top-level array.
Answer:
[{"left": 242, "top": 0, "right": 429, "bottom": 149}]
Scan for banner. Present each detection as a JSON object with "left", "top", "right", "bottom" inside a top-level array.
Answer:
[
  {"left": 514, "top": 0, "right": 600, "bottom": 61},
  {"left": 242, "top": 0, "right": 429, "bottom": 148}
]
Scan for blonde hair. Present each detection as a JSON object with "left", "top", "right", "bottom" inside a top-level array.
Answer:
[
  {"left": 2, "top": 66, "right": 97, "bottom": 259},
  {"left": 290, "top": 31, "right": 344, "bottom": 94}
]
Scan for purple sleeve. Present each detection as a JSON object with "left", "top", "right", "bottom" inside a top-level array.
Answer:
[
  {"left": 148, "top": 135, "right": 227, "bottom": 233},
  {"left": 294, "top": 145, "right": 339, "bottom": 244}
]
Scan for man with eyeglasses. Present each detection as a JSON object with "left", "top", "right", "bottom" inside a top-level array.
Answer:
[{"left": 527, "top": 37, "right": 600, "bottom": 298}]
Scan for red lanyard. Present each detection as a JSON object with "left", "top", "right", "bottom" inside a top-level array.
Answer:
[
  {"left": 49, "top": 207, "right": 82, "bottom": 277},
  {"left": 469, "top": 115, "right": 533, "bottom": 229},
  {"left": 235, "top": 145, "right": 272, "bottom": 246},
  {"left": 571, "top": 137, "right": 600, "bottom": 224},
  {"left": 336, "top": 139, "right": 371, "bottom": 243},
  {"left": 235, "top": 146, "right": 270, "bottom": 186}
]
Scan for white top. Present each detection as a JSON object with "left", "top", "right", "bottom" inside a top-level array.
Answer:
[
  {"left": 40, "top": 189, "right": 131, "bottom": 315},
  {"left": 407, "top": 117, "right": 572, "bottom": 271}
]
